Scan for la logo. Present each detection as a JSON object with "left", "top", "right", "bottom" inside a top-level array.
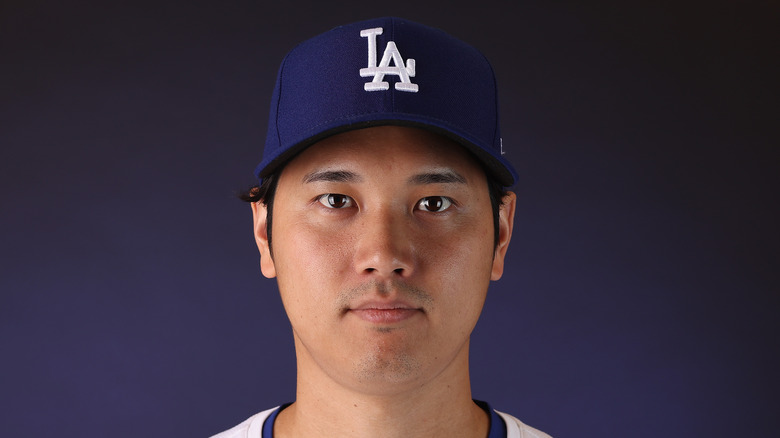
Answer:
[{"left": 359, "top": 27, "right": 418, "bottom": 92}]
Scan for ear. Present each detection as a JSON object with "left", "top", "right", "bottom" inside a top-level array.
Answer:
[
  {"left": 251, "top": 201, "right": 277, "bottom": 278},
  {"left": 491, "top": 191, "right": 516, "bottom": 281}
]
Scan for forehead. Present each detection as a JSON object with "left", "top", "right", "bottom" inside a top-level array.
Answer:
[{"left": 280, "top": 126, "right": 486, "bottom": 180}]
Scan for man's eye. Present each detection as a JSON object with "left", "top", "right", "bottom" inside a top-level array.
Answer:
[
  {"left": 317, "top": 194, "right": 354, "bottom": 209},
  {"left": 417, "top": 196, "right": 453, "bottom": 212}
]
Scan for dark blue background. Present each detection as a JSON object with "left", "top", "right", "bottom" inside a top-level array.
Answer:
[{"left": 1, "top": 1, "right": 777, "bottom": 436}]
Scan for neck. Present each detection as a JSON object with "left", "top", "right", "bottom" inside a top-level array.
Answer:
[{"left": 274, "top": 338, "right": 489, "bottom": 438}]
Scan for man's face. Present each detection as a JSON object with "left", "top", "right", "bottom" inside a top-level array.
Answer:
[{"left": 252, "top": 126, "right": 515, "bottom": 396}]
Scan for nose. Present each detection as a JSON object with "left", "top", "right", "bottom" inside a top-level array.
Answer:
[{"left": 353, "top": 207, "right": 415, "bottom": 278}]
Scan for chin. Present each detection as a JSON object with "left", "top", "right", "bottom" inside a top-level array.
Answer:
[{"left": 351, "top": 351, "right": 426, "bottom": 389}]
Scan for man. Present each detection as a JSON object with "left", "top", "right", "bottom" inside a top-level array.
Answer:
[{"left": 212, "top": 17, "right": 552, "bottom": 438}]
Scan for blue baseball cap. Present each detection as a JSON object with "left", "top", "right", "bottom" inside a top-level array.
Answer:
[{"left": 256, "top": 17, "right": 518, "bottom": 187}]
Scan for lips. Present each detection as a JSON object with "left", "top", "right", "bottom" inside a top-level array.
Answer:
[{"left": 348, "top": 301, "right": 422, "bottom": 324}]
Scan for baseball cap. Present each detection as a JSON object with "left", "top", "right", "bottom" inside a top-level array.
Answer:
[{"left": 256, "top": 16, "right": 517, "bottom": 187}]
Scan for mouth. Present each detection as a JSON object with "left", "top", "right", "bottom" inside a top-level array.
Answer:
[
  {"left": 339, "top": 280, "right": 432, "bottom": 325},
  {"left": 347, "top": 301, "right": 422, "bottom": 324}
]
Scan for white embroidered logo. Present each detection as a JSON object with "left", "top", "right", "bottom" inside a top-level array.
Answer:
[{"left": 359, "top": 27, "right": 418, "bottom": 92}]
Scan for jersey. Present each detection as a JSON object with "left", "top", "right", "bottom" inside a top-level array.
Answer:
[{"left": 210, "top": 402, "right": 552, "bottom": 438}]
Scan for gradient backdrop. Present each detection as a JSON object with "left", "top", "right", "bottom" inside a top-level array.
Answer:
[{"left": 1, "top": 1, "right": 777, "bottom": 436}]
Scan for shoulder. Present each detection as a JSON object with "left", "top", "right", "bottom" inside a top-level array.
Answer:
[
  {"left": 209, "top": 407, "right": 277, "bottom": 438},
  {"left": 496, "top": 410, "right": 553, "bottom": 438}
]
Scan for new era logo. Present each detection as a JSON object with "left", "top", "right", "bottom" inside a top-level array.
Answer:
[{"left": 359, "top": 27, "right": 418, "bottom": 93}]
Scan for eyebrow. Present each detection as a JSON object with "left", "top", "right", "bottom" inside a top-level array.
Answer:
[
  {"left": 302, "top": 170, "right": 363, "bottom": 184},
  {"left": 407, "top": 170, "right": 467, "bottom": 185},
  {"left": 301, "top": 169, "right": 467, "bottom": 185}
]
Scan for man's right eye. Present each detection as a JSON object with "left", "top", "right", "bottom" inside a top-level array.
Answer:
[{"left": 317, "top": 194, "right": 354, "bottom": 209}]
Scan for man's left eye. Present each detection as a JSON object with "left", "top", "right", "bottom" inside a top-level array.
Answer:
[{"left": 416, "top": 196, "right": 453, "bottom": 212}]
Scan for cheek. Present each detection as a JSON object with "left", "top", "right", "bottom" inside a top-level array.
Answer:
[
  {"left": 272, "top": 219, "right": 355, "bottom": 306},
  {"left": 426, "top": 210, "right": 494, "bottom": 265},
  {"left": 417, "top": 218, "right": 495, "bottom": 300}
]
